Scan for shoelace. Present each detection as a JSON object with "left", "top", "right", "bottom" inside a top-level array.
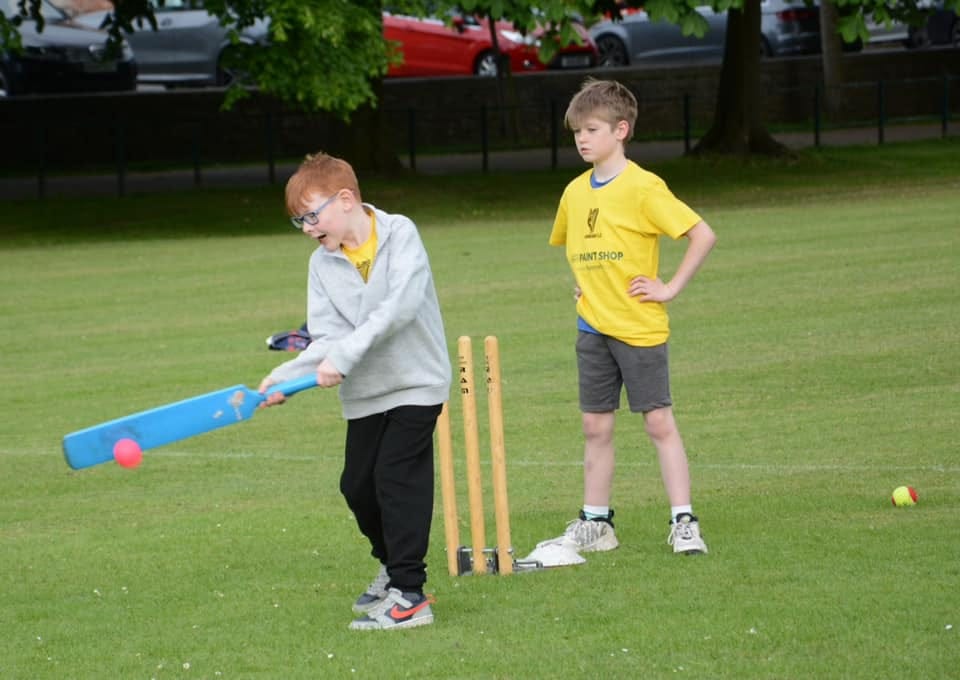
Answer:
[
  {"left": 567, "top": 519, "right": 605, "bottom": 544},
  {"left": 669, "top": 520, "right": 695, "bottom": 544},
  {"left": 364, "top": 589, "right": 406, "bottom": 617},
  {"left": 365, "top": 566, "right": 389, "bottom": 596},
  {"left": 367, "top": 588, "right": 433, "bottom": 619}
]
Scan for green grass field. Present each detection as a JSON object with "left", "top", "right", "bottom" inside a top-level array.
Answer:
[{"left": 1, "top": 139, "right": 958, "bottom": 679}]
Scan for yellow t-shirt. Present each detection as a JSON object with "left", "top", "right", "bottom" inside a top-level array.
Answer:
[
  {"left": 342, "top": 215, "right": 378, "bottom": 282},
  {"left": 549, "top": 161, "right": 701, "bottom": 346}
]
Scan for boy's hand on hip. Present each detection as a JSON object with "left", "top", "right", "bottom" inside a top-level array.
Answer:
[
  {"left": 628, "top": 275, "right": 675, "bottom": 303},
  {"left": 317, "top": 358, "right": 344, "bottom": 388}
]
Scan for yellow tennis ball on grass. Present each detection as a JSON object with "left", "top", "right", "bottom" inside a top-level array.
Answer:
[{"left": 891, "top": 486, "right": 918, "bottom": 507}]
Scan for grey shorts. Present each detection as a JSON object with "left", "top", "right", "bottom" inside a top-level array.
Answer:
[{"left": 576, "top": 332, "right": 672, "bottom": 414}]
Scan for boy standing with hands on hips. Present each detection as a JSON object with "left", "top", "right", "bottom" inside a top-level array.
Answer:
[
  {"left": 258, "top": 152, "right": 451, "bottom": 630},
  {"left": 542, "top": 79, "right": 717, "bottom": 556}
]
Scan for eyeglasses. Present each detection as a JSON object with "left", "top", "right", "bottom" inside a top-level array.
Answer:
[{"left": 290, "top": 193, "right": 338, "bottom": 230}]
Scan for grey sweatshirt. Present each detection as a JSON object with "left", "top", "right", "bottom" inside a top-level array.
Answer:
[{"left": 268, "top": 204, "right": 451, "bottom": 419}]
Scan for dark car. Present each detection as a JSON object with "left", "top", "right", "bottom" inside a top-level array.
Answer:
[
  {"left": 588, "top": 5, "right": 726, "bottom": 65},
  {"left": 909, "top": 2, "right": 959, "bottom": 47},
  {"left": 0, "top": 0, "right": 136, "bottom": 96}
]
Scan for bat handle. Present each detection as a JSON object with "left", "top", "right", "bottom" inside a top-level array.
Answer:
[{"left": 266, "top": 375, "right": 318, "bottom": 398}]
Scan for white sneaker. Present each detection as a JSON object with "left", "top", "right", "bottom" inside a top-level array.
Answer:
[
  {"left": 349, "top": 588, "right": 435, "bottom": 631},
  {"left": 352, "top": 564, "right": 390, "bottom": 614},
  {"left": 536, "top": 511, "right": 618, "bottom": 553},
  {"left": 522, "top": 542, "right": 587, "bottom": 568},
  {"left": 668, "top": 514, "right": 708, "bottom": 554}
]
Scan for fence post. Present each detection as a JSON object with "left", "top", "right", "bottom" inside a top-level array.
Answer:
[
  {"left": 942, "top": 73, "right": 950, "bottom": 138},
  {"left": 550, "top": 99, "right": 558, "bottom": 171},
  {"left": 192, "top": 120, "right": 203, "bottom": 188},
  {"left": 877, "top": 80, "right": 885, "bottom": 145},
  {"left": 36, "top": 122, "right": 46, "bottom": 200},
  {"left": 813, "top": 83, "right": 821, "bottom": 148},
  {"left": 683, "top": 93, "right": 691, "bottom": 154},
  {"left": 265, "top": 108, "right": 276, "bottom": 185},
  {"left": 481, "top": 105, "right": 489, "bottom": 173},
  {"left": 407, "top": 108, "right": 417, "bottom": 171},
  {"left": 114, "top": 114, "right": 126, "bottom": 198}
]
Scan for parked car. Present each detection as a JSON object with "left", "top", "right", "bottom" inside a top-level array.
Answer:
[
  {"left": 73, "top": 4, "right": 592, "bottom": 86},
  {"left": 0, "top": 0, "right": 136, "bottom": 96},
  {"left": 861, "top": 15, "right": 912, "bottom": 47},
  {"left": 908, "top": 2, "right": 959, "bottom": 47},
  {"left": 384, "top": 11, "right": 598, "bottom": 77},
  {"left": 74, "top": 0, "right": 268, "bottom": 87},
  {"left": 589, "top": 5, "right": 725, "bottom": 65},
  {"left": 589, "top": 0, "right": 832, "bottom": 65}
]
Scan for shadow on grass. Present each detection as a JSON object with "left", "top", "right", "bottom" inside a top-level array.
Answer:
[{"left": 1, "top": 138, "right": 956, "bottom": 248}]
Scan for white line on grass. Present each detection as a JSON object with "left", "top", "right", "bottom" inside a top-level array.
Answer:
[{"left": 12, "top": 447, "right": 959, "bottom": 475}]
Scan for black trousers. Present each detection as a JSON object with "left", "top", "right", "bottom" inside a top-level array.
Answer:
[{"left": 339, "top": 403, "right": 442, "bottom": 593}]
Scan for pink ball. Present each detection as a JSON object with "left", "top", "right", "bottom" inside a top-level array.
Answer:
[{"left": 113, "top": 438, "right": 143, "bottom": 469}]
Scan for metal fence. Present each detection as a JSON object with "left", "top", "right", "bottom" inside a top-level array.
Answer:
[{"left": 5, "top": 72, "right": 957, "bottom": 200}]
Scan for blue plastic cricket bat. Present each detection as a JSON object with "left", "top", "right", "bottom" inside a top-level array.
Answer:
[{"left": 62, "top": 375, "right": 318, "bottom": 470}]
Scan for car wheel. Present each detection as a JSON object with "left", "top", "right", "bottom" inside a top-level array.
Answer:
[
  {"left": 842, "top": 37, "right": 863, "bottom": 52},
  {"left": 216, "top": 46, "right": 250, "bottom": 87},
  {"left": 760, "top": 36, "right": 774, "bottom": 58},
  {"left": 594, "top": 34, "right": 629, "bottom": 67},
  {"left": 474, "top": 51, "right": 499, "bottom": 77},
  {"left": 907, "top": 25, "right": 931, "bottom": 49},
  {"left": 0, "top": 63, "right": 12, "bottom": 97}
]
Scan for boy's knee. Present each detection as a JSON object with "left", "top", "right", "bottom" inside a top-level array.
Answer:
[
  {"left": 581, "top": 412, "right": 614, "bottom": 441},
  {"left": 644, "top": 407, "right": 677, "bottom": 440}
]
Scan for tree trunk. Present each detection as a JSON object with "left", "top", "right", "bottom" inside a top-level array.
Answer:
[
  {"left": 819, "top": 0, "right": 846, "bottom": 116},
  {"left": 486, "top": 12, "right": 521, "bottom": 140},
  {"left": 692, "top": 0, "right": 790, "bottom": 156}
]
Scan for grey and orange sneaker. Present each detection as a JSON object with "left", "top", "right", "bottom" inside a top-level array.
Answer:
[
  {"left": 535, "top": 510, "right": 618, "bottom": 553},
  {"left": 667, "top": 513, "right": 708, "bottom": 555},
  {"left": 349, "top": 588, "right": 435, "bottom": 631},
  {"left": 352, "top": 564, "right": 390, "bottom": 614}
]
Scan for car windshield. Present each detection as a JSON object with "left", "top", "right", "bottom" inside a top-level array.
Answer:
[{"left": 159, "top": 1, "right": 206, "bottom": 9}]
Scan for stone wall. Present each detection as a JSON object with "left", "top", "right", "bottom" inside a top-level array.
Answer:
[{"left": 1, "top": 47, "right": 957, "bottom": 172}]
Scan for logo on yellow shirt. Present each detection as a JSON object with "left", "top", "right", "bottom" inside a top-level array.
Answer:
[
  {"left": 585, "top": 208, "right": 601, "bottom": 239},
  {"left": 355, "top": 259, "right": 371, "bottom": 281}
]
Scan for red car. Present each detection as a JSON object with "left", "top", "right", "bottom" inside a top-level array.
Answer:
[{"left": 383, "top": 12, "right": 597, "bottom": 77}]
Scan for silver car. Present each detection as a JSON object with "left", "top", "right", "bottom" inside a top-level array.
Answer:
[
  {"left": 589, "top": 5, "right": 726, "bottom": 65},
  {"left": 75, "top": 0, "right": 268, "bottom": 87},
  {"left": 589, "top": 0, "right": 823, "bottom": 65},
  {"left": 1, "top": 0, "right": 137, "bottom": 96}
]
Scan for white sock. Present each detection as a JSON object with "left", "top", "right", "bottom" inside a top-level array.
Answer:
[
  {"left": 582, "top": 504, "right": 610, "bottom": 520},
  {"left": 671, "top": 505, "right": 693, "bottom": 522}
]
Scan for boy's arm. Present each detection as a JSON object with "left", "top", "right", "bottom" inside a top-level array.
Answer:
[{"left": 628, "top": 220, "right": 717, "bottom": 303}]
